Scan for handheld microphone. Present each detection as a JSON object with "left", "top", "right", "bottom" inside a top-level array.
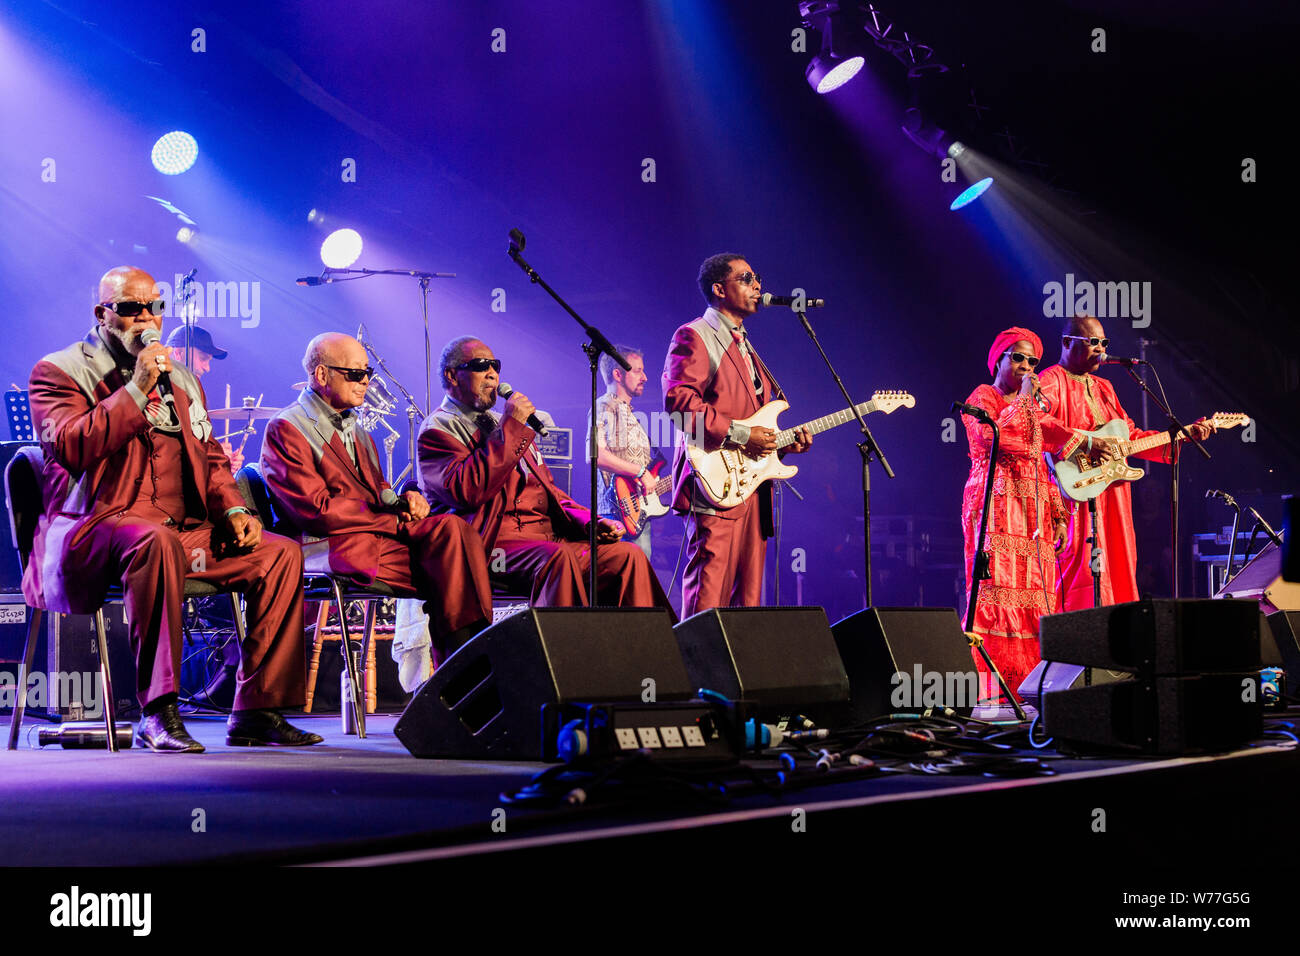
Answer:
[
  {"left": 760, "top": 292, "right": 825, "bottom": 309},
  {"left": 497, "top": 382, "right": 549, "bottom": 436},
  {"left": 1100, "top": 355, "right": 1142, "bottom": 366},
  {"left": 138, "top": 328, "right": 174, "bottom": 405},
  {"left": 380, "top": 488, "right": 410, "bottom": 512}
]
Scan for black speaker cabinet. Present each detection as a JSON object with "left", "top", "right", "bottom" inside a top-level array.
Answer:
[
  {"left": 673, "top": 606, "right": 847, "bottom": 723},
  {"left": 1017, "top": 660, "right": 1131, "bottom": 705},
  {"left": 1039, "top": 599, "right": 1261, "bottom": 675},
  {"left": 831, "top": 607, "right": 977, "bottom": 722},
  {"left": 1043, "top": 672, "right": 1263, "bottom": 755},
  {"left": 395, "top": 607, "right": 690, "bottom": 760},
  {"left": 1267, "top": 610, "right": 1300, "bottom": 692}
]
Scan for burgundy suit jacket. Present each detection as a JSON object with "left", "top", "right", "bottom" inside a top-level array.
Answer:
[
  {"left": 25, "top": 329, "right": 244, "bottom": 613},
  {"left": 417, "top": 396, "right": 589, "bottom": 550},
  {"left": 662, "top": 308, "right": 781, "bottom": 529},
  {"left": 260, "top": 389, "right": 403, "bottom": 584}
]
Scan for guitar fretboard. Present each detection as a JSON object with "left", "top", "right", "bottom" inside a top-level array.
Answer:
[{"left": 777, "top": 401, "right": 877, "bottom": 448}]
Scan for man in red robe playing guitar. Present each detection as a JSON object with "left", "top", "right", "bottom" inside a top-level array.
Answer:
[{"left": 1038, "top": 314, "right": 1214, "bottom": 609}]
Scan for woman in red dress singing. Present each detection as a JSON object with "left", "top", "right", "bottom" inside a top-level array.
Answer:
[{"left": 961, "top": 327, "right": 1074, "bottom": 701}]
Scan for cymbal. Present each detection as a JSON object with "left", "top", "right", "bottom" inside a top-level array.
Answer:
[{"left": 208, "top": 406, "right": 280, "bottom": 420}]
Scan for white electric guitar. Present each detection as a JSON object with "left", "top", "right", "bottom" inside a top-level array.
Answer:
[
  {"left": 683, "top": 390, "right": 915, "bottom": 509},
  {"left": 1052, "top": 412, "right": 1248, "bottom": 502}
]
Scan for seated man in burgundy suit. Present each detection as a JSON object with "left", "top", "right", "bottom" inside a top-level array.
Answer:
[
  {"left": 663, "top": 253, "right": 812, "bottom": 619},
  {"left": 418, "top": 336, "right": 670, "bottom": 610},
  {"left": 261, "top": 333, "right": 493, "bottom": 667},
  {"left": 26, "top": 266, "right": 317, "bottom": 752}
]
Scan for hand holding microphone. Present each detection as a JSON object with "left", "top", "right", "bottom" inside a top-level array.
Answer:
[
  {"left": 498, "top": 382, "right": 549, "bottom": 436},
  {"left": 136, "top": 328, "right": 173, "bottom": 400}
]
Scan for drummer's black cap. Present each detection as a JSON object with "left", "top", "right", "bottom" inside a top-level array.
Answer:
[{"left": 165, "top": 325, "right": 228, "bottom": 360}]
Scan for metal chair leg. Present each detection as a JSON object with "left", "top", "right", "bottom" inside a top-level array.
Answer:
[
  {"left": 360, "top": 599, "right": 378, "bottom": 715},
  {"left": 7, "top": 607, "right": 41, "bottom": 750},
  {"left": 330, "top": 578, "right": 366, "bottom": 738},
  {"left": 94, "top": 608, "right": 119, "bottom": 753}
]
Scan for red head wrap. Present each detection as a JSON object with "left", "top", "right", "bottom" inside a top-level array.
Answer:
[{"left": 987, "top": 327, "right": 1044, "bottom": 377}]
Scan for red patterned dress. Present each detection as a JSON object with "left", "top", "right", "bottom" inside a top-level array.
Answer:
[{"left": 961, "top": 384, "right": 1074, "bottom": 699}]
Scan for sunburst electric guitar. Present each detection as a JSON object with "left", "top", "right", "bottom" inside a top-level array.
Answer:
[
  {"left": 683, "top": 390, "right": 915, "bottom": 509},
  {"left": 611, "top": 462, "right": 672, "bottom": 538},
  {"left": 1052, "top": 412, "right": 1249, "bottom": 502}
]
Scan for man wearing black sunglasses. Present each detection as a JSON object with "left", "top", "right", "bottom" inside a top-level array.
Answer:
[
  {"left": 418, "top": 336, "right": 670, "bottom": 610},
  {"left": 1039, "top": 314, "right": 1213, "bottom": 610},
  {"left": 25, "top": 266, "right": 315, "bottom": 751},
  {"left": 663, "top": 253, "right": 813, "bottom": 618},
  {"left": 262, "top": 333, "right": 493, "bottom": 666}
]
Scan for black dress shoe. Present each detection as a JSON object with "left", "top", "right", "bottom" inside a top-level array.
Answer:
[
  {"left": 226, "top": 710, "right": 324, "bottom": 747},
  {"left": 136, "top": 703, "right": 206, "bottom": 753}
]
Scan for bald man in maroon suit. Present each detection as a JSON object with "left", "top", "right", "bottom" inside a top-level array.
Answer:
[
  {"left": 418, "top": 336, "right": 670, "bottom": 610},
  {"left": 26, "top": 266, "right": 316, "bottom": 752},
  {"left": 663, "top": 254, "right": 812, "bottom": 618},
  {"left": 261, "top": 333, "right": 493, "bottom": 667}
]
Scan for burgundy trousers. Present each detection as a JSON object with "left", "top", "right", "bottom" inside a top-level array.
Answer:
[
  {"left": 99, "top": 515, "right": 305, "bottom": 710},
  {"left": 494, "top": 536, "right": 669, "bottom": 609},
  {"left": 680, "top": 507, "right": 767, "bottom": 619}
]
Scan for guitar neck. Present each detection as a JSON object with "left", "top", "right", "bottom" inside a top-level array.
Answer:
[
  {"left": 777, "top": 400, "right": 875, "bottom": 448},
  {"left": 1125, "top": 431, "right": 1173, "bottom": 456}
]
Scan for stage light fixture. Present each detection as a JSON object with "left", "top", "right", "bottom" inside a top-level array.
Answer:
[
  {"left": 801, "top": 2, "right": 867, "bottom": 94},
  {"left": 176, "top": 226, "right": 196, "bottom": 243},
  {"left": 320, "top": 228, "right": 363, "bottom": 268},
  {"left": 150, "top": 131, "right": 198, "bottom": 175},
  {"left": 949, "top": 177, "right": 994, "bottom": 211}
]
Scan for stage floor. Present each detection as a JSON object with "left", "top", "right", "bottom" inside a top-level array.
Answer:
[{"left": 2, "top": 712, "right": 1294, "bottom": 871}]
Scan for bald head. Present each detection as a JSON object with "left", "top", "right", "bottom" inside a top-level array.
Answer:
[
  {"left": 94, "top": 266, "right": 163, "bottom": 355},
  {"left": 304, "top": 332, "right": 371, "bottom": 411}
]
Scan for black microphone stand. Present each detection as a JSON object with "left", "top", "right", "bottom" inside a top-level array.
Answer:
[
  {"left": 953, "top": 403, "right": 1027, "bottom": 721},
  {"left": 318, "top": 266, "right": 457, "bottom": 415},
  {"left": 507, "top": 229, "right": 629, "bottom": 606},
  {"left": 792, "top": 307, "right": 894, "bottom": 607},
  {"left": 1120, "top": 361, "right": 1209, "bottom": 597}
]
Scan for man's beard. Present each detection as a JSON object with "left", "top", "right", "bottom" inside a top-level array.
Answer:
[{"left": 105, "top": 325, "right": 145, "bottom": 356}]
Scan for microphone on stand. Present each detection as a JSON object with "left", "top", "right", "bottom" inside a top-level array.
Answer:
[
  {"left": 1100, "top": 354, "right": 1143, "bottom": 366},
  {"left": 760, "top": 292, "right": 826, "bottom": 309},
  {"left": 497, "top": 382, "right": 549, "bottom": 436},
  {"left": 952, "top": 401, "right": 993, "bottom": 424},
  {"left": 296, "top": 274, "right": 334, "bottom": 286}
]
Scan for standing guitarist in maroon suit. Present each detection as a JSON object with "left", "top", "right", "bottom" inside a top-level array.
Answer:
[
  {"left": 26, "top": 266, "right": 317, "bottom": 752},
  {"left": 663, "top": 254, "right": 812, "bottom": 618},
  {"left": 261, "top": 333, "right": 493, "bottom": 667},
  {"left": 418, "top": 336, "right": 670, "bottom": 610}
]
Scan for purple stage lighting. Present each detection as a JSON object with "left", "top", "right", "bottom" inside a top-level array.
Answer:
[
  {"left": 807, "top": 53, "right": 865, "bottom": 94},
  {"left": 950, "top": 177, "right": 994, "bottom": 211},
  {"left": 320, "top": 228, "right": 363, "bottom": 268},
  {"left": 176, "top": 226, "right": 196, "bottom": 243},
  {"left": 151, "top": 131, "right": 198, "bottom": 175}
]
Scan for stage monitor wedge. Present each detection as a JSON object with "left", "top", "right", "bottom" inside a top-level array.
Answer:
[
  {"left": 831, "top": 607, "right": 978, "bottom": 722},
  {"left": 673, "top": 607, "right": 847, "bottom": 724},
  {"left": 395, "top": 607, "right": 690, "bottom": 760}
]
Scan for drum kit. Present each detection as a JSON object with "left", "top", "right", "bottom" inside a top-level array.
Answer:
[{"left": 205, "top": 326, "right": 420, "bottom": 483}]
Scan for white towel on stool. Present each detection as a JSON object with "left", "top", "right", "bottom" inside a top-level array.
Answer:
[{"left": 391, "top": 598, "right": 433, "bottom": 692}]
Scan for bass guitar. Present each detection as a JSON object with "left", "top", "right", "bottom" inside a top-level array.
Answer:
[{"left": 611, "top": 461, "right": 672, "bottom": 538}]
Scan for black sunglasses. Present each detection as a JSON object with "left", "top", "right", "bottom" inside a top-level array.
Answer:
[
  {"left": 102, "top": 299, "right": 166, "bottom": 317},
  {"left": 724, "top": 271, "right": 762, "bottom": 286},
  {"left": 1004, "top": 350, "right": 1040, "bottom": 368},
  {"left": 325, "top": 365, "right": 375, "bottom": 383},
  {"left": 455, "top": 357, "right": 502, "bottom": 373},
  {"left": 1064, "top": 335, "right": 1109, "bottom": 349}
]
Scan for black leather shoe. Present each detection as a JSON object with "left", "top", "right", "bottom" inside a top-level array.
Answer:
[
  {"left": 226, "top": 710, "right": 324, "bottom": 747},
  {"left": 136, "top": 703, "right": 206, "bottom": 753}
]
